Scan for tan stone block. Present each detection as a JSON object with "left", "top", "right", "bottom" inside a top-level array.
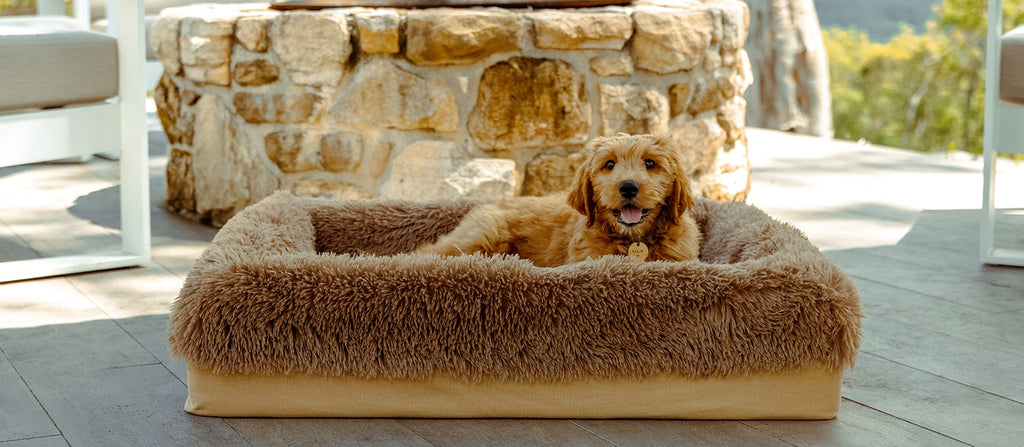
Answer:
[
  {"left": 151, "top": 16, "right": 183, "bottom": 76},
  {"left": 155, "top": 73, "right": 182, "bottom": 145},
  {"left": 598, "top": 84, "right": 669, "bottom": 136},
  {"left": 368, "top": 141, "right": 394, "bottom": 179},
  {"left": 633, "top": 6, "right": 713, "bottom": 74},
  {"left": 237, "top": 128, "right": 284, "bottom": 211},
  {"left": 154, "top": 74, "right": 197, "bottom": 148},
  {"left": 703, "top": 49, "right": 723, "bottom": 71},
  {"left": 522, "top": 152, "right": 585, "bottom": 197},
  {"left": 233, "top": 60, "right": 280, "bottom": 86},
  {"left": 235, "top": 14, "right": 274, "bottom": 53},
  {"left": 447, "top": 159, "right": 519, "bottom": 198},
  {"left": 270, "top": 11, "right": 350, "bottom": 86},
  {"left": 179, "top": 16, "right": 234, "bottom": 85},
  {"left": 719, "top": 1, "right": 749, "bottom": 51},
  {"left": 266, "top": 131, "right": 319, "bottom": 173},
  {"left": 721, "top": 49, "right": 739, "bottom": 68},
  {"left": 705, "top": 140, "right": 750, "bottom": 201},
  {"left": 687, "top": 70, "right": 742, "bottom": 116},
  {"left": 406, "top": 9, "right": 522, "bottom": 65},
  {"left": 166, "top": 86, "right": 283, "bottom": 225},
  {"left": 531, "top": 9, "right": 632, "bottom": 50},
  {"left": 716, "top": 96, "right": 747, "bottom": 144},
  {"left": 669, "top": 116, "right": 726, "bottom": 174},
  {"left": 589, "top": 54, "right": 633, "bottom": 77},
  {"left": 320, "top": 132, "right": 364, "bottom": 173},
  {"left": 667, "top": 114, "right": 748, "bottom": 201},
  {"left": 332, "top": 60, "right": 457, "bottom": 132},
  {"left": 378, "top": 140, "right": 457, "bottom": 200},
  {"left": 166, "top": 147, "right": 195, "bottom": 213},
  {"left": 183, "top": 65, "right": 230, "bottom": 86},
  {"left": 181, "top": 89, "right": 201, "bottom": 106},
  {"left": 378, "top": 141, "right": 516, "bottom": 201},
  {"left": 669, "top": 83, "right": 692, "bottom": 118},
  {"left": 355, "top": 10, "right": 400, "bottom": 54},
  {"left": 192, "top": 95, "right": 247, "bottom": 220},
  {"left": 468, "top": 57, "right": 590, "bottom": 152},
  {"left": 233, "top": 91, "right": 322, "bottom": 124},
  {"left": 287, "top": 176, "right": 369, "bottom": 201}
]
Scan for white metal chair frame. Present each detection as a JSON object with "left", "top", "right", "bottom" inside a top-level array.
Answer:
[
  {"left": 981, "top": 0, "right": 1024, "bottom": 266},
  {"left": 0, "top": 0, "right": 150, "bottom": 282}
]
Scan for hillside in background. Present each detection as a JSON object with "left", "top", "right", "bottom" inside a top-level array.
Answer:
[{"left": 814, "top": 0, "right": 940, "bottom": 41}]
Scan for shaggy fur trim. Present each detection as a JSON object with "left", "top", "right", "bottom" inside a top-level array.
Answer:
[{"left": 169, "top": 192, "right": 862, "bottom": 382}]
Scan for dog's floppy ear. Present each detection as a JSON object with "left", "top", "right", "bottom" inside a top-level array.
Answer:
[
  {"left": 567, "top": 157, "right": 597, "bottom": 227},
  {"left": 661, "top": 135, "right": 695, "bottom": 225}
]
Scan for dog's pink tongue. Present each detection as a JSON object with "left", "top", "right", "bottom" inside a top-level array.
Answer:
[{"left": 621, "top": 206, "right": 643, "bottom": 224}]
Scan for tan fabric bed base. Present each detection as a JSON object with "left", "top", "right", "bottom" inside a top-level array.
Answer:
[{"left": 185, "top": 364, "right": 842, "bottom": 420}]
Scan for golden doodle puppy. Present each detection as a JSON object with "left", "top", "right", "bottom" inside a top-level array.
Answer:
[{"left": 416, "top": 133, "right": 702, "bottom": 267}]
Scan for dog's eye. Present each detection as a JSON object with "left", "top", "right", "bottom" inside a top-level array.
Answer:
[
  {"left": 603, "top": 160, "right": 615, "bottom": 170},
  {"left": 645, "top": 159, "right": 657, "bottom": 170}
]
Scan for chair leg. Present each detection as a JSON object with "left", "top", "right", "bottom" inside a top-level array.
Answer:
[
  {"left": 979, "top": 146, "right": 998, "bottom": 262},
  {"left": 117, "top": 0, "right": 151, "bottom": 263},
  {"left": 979, "top": 149, "right": 1024, "bottom": 267}
]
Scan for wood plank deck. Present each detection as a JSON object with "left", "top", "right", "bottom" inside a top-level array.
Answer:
[{"left": 1, "top": 123, "right": 1022, "bottom": 446}]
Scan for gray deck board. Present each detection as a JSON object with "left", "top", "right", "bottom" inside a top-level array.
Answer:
[
  {"left": 852, "top": 278, "right": 1024, "bottom": 359},
  {"left": 398, "top": 419, "right": 614, "bottom": 447},
  {"left": 0, "top": 352, "right": 57, "bottom": 442},
  {"left": 844, "top": 353, "right": 1024, "bottom": 447},
  {"left": 225, "top": 418, "right": 433, "bottom": 447},
  {"left": 2, "top": 125, "right": 1022, "bottom": 446},
  {"left": 573, "top": 419, "right": 791, "bottom": 446},
  {"left": 0, "top": 436, "right": 71, "bottom": 447},
  {"left": 743, "top": 400, "right": 969, "bottom": 447},
  {"left": 827, "top": 249, "right": 1024, "bottom": 313}
]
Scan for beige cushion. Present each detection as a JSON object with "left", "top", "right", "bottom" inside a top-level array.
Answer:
[
  {"left": 0, "top": 16, "right": 118, "bottom": 112},
  {"left": 1001, "top": 25, "right": 1024, "bottom": 105}
]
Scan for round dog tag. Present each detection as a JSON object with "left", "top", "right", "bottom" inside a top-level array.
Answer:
[{"left": 627, "top": 242, "right": 649, "bottom": 261}]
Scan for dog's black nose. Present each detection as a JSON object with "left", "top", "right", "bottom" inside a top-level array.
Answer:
[{"left": 619, "top": 180, "right": 639, "bottom": 199}]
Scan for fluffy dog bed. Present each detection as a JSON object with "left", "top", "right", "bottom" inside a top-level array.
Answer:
[{"left": 169, "top": 192, "right": 862, "bottom": 419}]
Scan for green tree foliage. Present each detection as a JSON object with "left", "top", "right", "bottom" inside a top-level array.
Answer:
[
  {"left": 825, "top": 0, "right": 1024, "bottom": 154},
  {"left": 0, "top": 0, "right": 37, "bottom": 15}
]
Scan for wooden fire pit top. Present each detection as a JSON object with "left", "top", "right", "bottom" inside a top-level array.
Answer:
[{"left": 270, "top": 0, "right": 632, "bottom": 11}]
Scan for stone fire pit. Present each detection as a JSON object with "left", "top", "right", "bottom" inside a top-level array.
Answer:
[{"left": 152, "top": 0, "right": 751, "bottom": 226}]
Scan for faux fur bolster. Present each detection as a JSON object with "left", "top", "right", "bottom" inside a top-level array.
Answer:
[{"left": 169, "top": 192, "right": 862, "bottom": 382}]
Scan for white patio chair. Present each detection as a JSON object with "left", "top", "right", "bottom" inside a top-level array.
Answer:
[{"left": 0, "top": 0, "right": 150, "bottom": 282}]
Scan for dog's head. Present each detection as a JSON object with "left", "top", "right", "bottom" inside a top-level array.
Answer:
[{"left": 568, "top": 133, "right": 694, "bottom": 237}]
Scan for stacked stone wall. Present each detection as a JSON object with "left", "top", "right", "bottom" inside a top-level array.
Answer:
[{"left": 153, "top": 0, "right": 752, "bottom": 226}]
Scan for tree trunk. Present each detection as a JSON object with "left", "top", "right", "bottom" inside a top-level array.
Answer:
[{"left": 742, "top": 0, "right": 834, "bottom": 138}]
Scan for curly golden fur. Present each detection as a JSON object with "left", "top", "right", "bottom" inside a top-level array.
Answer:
[{"left": 416, "top": 134, "right": 702, "bottom": 267}]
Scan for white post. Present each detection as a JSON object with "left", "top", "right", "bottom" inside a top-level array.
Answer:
[
  {"left": 117, "top": 0, "right": 151, "bottom": 263},
  {"left": 980, "top": 0, "right": 1002, "bottom": 263},
  {"left": 73, "top": 0, "right": 91, "bottom": 30}
]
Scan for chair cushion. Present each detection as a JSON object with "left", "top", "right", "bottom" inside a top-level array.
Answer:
[
  {"left": 0, "top": 16, "right": 118, "bottom": 113},
  {"left": 1002, "top": 25, "right": 1024, "bottom": 105}
]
